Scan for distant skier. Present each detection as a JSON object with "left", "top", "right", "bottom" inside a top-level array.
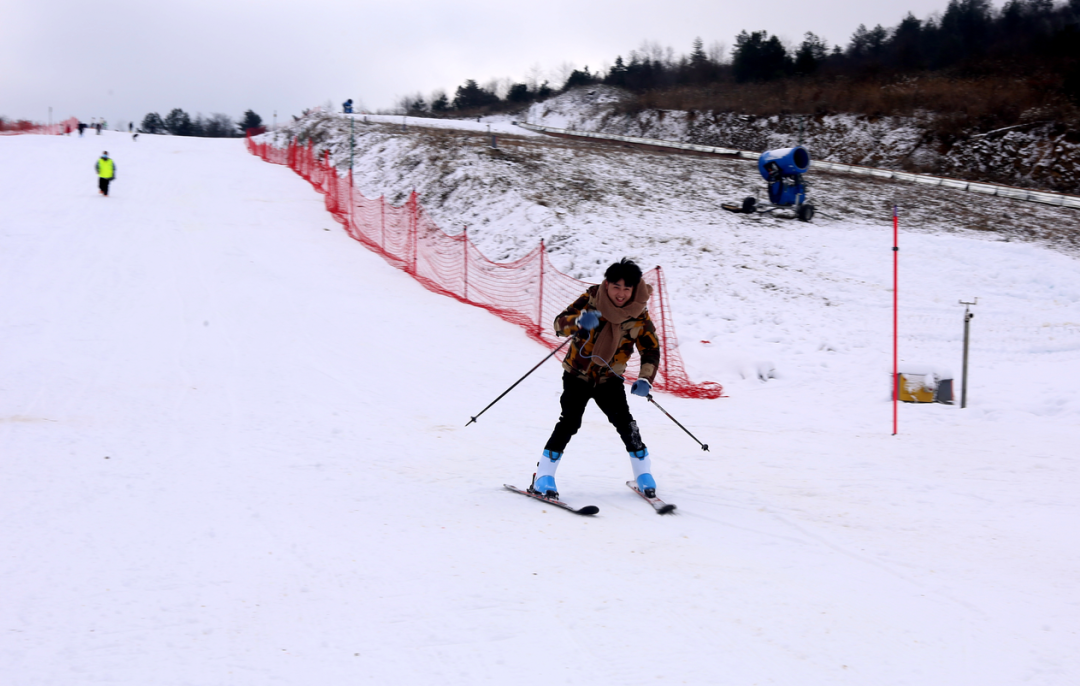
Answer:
[
  {"left": 529, "top": 258, "right": 662, "bottom": 499},
  {"left": 343, "top": 99, "right": 353, "bottom": 114},
  {"left": 95, "top": 151, "right": 116, "bottom": 196}
]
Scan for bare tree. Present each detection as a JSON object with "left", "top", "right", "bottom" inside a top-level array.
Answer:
[
  {"left": 555, "top": 61, "right": 578, "bottom": 88},
  {"left": 708, "top": 40, "right": 729, "bottom": 65},
  {"left": 525, "top": 63, "right": 546, "bottom": 91}
]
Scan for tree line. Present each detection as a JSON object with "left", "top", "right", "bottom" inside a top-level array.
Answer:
[
  {"left": 403, "top": 0, "right": 1080, "bottom": 117},
  {"left": 138, "top": 109, "right": 265, "bottom": 137}
]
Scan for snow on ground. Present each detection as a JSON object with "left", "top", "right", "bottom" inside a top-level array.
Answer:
[
  {"left": 522, "top": 86, "right": 1080, "bottom": 195},
  {"left": 344, "top": 112, "right": 539, "bottom": 136},
  {"left": 2, "top": 128, "right": 1079, "bottom": 686}
]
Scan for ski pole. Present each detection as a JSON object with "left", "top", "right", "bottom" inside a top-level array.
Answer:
[
  {"left": 646, "top": 393, "right": 709, "bottom": 451},
  {"left": 466, "top": 335, "right": 574, "bottom": 426}
]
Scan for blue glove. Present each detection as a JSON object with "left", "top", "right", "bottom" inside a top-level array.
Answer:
[
  {"left": 631, "top": 379, "right": 652, "bottom": 397},
  {"left": 576, "top": 310, "right": 600, "bottom": 331}
]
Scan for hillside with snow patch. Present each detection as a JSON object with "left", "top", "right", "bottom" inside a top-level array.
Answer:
[{"left": 524, "top": 86, "right": 1080, "bottom": 195}]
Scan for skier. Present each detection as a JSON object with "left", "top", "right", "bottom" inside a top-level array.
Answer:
[
  {"left": 95, "top": 151, "right": 116, "bottom": 196},
  {"left": 343, "top": 99, "right": 353, "bottom": 114},
  {"left": 530, "top": 258, "right": 661, "bottom": 499}
]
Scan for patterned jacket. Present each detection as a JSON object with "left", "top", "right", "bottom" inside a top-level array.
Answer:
[{"left": 555, "top": 285, "right": 660, "bottom": 384}]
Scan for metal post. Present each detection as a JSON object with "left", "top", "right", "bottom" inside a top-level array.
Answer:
[
  {"left": 960, "top": 299, "right": 977, "bottom": 408},
  {"left": 350, "top": 115, "right": 354, "bottom": 170},
  {"left": 892, "top": 206, "right": 899, "bottom": 434}
]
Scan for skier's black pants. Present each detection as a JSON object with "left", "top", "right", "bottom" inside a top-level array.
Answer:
[
  {"left": 544, "top": 372, "right": 646, "bottom": 454},
  {"left": 99, "top": 178, "right": 111, "bottom": 195}
]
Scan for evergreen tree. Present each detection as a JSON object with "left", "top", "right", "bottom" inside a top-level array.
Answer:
[
  {"left": 891, "top": 13, "right": 926, "bottom": 70},
  {"left": 733, "top": 31, "right": 790, "bottom": 82},
  {"left": 690, "top": 37, "right": 708, "bottom": 68},
  {"left": 507, "top": 83, "right": 532, "bottom": 103},
  {"left": 164, "top": 108, "right": 193, "bottom": 136},
  {"left": 563, "top": 66, "right": 599, "bottom": 90},
  {"left": 607, "top": 56, "right": 628, "bottom": 87},
  {"left": 140, "top": 112, "right": 164, "bottom": 134},
  {"left": 687, "top": 38, "right": 714, "bottom": 83},
  {"left": 794, "top": 32, "right": 829, "bottom": 76},
  {"left": 190, "top": 114, "right": 207, "bottom": 137},
  {"left": 237, "top": 110, "right": 263, "bottom": 134},
  {"left": 430, "top": 93, "right": 450, "bottom": 113},
  {"left": 452, "top": 80, "right": 499, "bottom": 110},
  {"left": 938, "top": 0, "right": 994, "bottom": 65}
]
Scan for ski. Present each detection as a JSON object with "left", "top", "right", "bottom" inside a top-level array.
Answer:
[
  {"left": 504, "top": 484, "right": 599, "bottom": 516},
  {"left": 626, "top": 481, "right": 677, "bottom": 515}
]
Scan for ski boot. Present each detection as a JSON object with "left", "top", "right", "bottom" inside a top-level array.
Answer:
[
  {"left": 528, "top": 449, "right": 562, "bottom": 498},
  {"left": 629, "top": 448, "right": 657, "bottom": 498}
]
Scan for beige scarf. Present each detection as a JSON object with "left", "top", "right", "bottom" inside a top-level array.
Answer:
[{"left": 592, "top": 280, "right": 652, "bottom": 364}]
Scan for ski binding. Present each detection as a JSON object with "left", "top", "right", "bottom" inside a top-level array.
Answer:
[{"left": 626, "top": 481, "right": 677, "bottom": 514}]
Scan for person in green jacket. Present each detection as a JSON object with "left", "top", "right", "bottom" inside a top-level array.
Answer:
[{"left": 95, "top": 152, "right": 116, "bottom": 196}]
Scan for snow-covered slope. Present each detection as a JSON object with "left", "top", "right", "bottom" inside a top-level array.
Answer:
[
  {"left": 2, "top": 129, "right": 1079, "bottom": 686},
  {"left": 522, "top": 86, "right": 1080, "bottom": 194}
]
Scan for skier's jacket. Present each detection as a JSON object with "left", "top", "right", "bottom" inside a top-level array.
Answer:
[
  {"left": 96, "top": 157, "right": 115, "bottom": 179},
  {"left": 554, "top": 284, "right": 660, "bottom": 385}
]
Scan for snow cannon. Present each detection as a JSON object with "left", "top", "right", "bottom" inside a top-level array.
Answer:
[
  {"left": 758, "top": 147, "right": 810, "bottom": 183},
  {"left": 724, "top": 145, "right": 816, "bottom": 221}
]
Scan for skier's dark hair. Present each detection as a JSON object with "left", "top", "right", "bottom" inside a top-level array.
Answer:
[{"left": 604, "top": 258, "right": 643, "bottom": 288}]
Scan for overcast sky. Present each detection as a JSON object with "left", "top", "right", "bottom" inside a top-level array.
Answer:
[{"left": 3, "top": 0, "right": 975, "bottom": 127}]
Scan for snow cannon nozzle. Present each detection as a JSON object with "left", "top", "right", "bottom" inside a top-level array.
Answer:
[{"left": 757, "top": 146, "right": 810, "bottom": 181}]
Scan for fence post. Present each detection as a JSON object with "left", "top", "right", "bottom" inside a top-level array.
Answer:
[
  {"left": 463, "top": 227, "right": 469, "bottom": 302},
  {"left": 348, "top": 168, "right": 354, "bottom": 236},
  {"left": 380, "top": 195, "right": 386, "bottom": 252},
  {"left": 537, "top": 239, "right": 545, "bottom": 339},
  {"left": 654, "top": 266, "right": 668, "bottom": 388},
  {"left": 410, "top": 191, "right": 418, "bottom": 276}
]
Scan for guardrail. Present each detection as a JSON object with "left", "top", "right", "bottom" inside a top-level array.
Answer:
[{"left": 514, "top": 121, "right": 1080, "bottom": 210}]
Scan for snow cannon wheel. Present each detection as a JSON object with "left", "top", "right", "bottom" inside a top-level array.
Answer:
[
  {"left": 797, "top": 203, "right": 815, "bottom": 222},
  {"left": 741, "top": 197, "right": 757, "bottom": 213}
]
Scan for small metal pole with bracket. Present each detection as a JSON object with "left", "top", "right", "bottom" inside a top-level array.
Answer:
[{"left": 960, "top": 298, "right": 978, "bottom": 408}]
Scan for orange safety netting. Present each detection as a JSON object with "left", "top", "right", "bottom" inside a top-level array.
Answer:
[
  {"left": 0, "top": 117, "right": 80, "bottom": 136},
  {"left": 247, "top": 134, "right": 722, "bottom": 399}
]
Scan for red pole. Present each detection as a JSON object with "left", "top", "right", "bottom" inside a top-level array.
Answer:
[
  {"left": 893, "top": 205, "right": 899, "bottom": 436},
  {"left": 463, "top": 226, "right": 469, "bottom": 302}
]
